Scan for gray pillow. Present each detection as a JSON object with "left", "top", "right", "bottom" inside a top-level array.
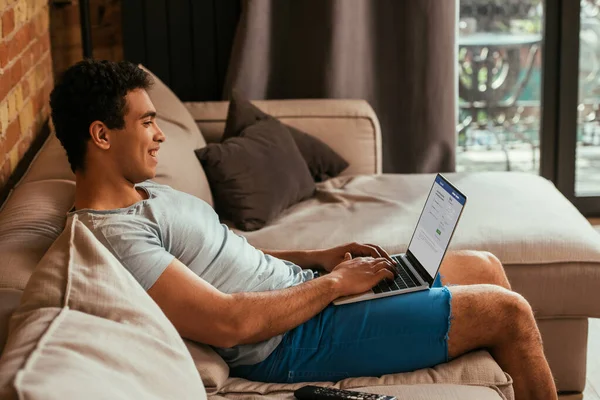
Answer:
[
  {"left": 223, "top": 91, "right": 349, "bottom": 182},
  {"left": 195, "top": 119, "right": 315, "bottom": 231}
]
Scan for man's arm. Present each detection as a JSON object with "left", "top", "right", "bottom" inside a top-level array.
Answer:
[
  {"left": 259, "top": 249, "right": 321, "bottom": 269},
  {"left": 148, "top": 255, "right": 394, "bottom": 348}
]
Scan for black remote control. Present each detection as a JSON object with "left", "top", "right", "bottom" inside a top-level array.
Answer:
[{"left": 294, "top": 385, "right": 397, "bottom": 400}]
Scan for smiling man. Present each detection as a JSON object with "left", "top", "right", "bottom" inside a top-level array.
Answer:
[{"left": 49, "top": 60, "right": 556, "bottom": 400}]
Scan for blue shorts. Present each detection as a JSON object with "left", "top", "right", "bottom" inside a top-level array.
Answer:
[{"left": 231, "top": 275, "right": 452, "bottom": 383}]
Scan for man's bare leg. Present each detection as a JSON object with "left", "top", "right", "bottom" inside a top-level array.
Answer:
[
  {"left": 448, "top": 285, "right": 557, "bottom": 400},
  {"left": 440, "top": 250, "right": 511, "bottom": 289},
  {"left": 440, "top": 251, "right": 556, "bottom": 398}
]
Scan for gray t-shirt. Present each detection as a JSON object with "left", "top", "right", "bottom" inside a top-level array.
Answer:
[{"left": 69, "top": 180, "right": 314, "bottom": 366}]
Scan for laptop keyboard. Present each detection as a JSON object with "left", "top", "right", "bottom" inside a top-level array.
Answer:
[{"left": 372, "top": 256, "right": 420, "bottom": 294}]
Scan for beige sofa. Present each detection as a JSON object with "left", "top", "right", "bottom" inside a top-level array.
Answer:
[{"left": 0, "top": 88, "right": 599, "bottom": 398}]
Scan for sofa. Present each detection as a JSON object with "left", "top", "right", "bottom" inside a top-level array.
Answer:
[{"left": 0, "top": 71, "right": 599, "bottom": 399}]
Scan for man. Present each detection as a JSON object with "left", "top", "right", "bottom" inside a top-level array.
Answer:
[{"left": 50, "top": 60, "right": 556, "bottom": 400}]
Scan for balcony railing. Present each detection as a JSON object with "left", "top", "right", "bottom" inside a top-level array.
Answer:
[{"left": 457, "top": 0, "right": 600, "bottom": 195}]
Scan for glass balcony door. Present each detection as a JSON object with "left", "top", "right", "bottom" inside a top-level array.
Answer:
[
  {"left": 457, "top": 1, "right": 544, "bottom": 174},
  {"left": 549, "top": 0, "right": 600, "bottom": 215},
  {"left": 576, "top": 1, "right": 600, "bottom": 198},
  {"left": 457, "top": 0, "right": 600, "bottom": 215}
]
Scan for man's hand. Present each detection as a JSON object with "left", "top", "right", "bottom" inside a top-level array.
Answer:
[
  {"left": 314, "top": 242, "right": 398, "bottom": 272},
  {"left": 327, "top": 253, "right": 396, "bottom": 297}
]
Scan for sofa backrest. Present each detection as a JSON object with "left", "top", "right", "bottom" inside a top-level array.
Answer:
[{"left": 185, "top": 99, "right": 383, "bottom": 176}]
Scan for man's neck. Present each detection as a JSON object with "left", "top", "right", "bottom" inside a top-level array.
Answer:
[{"left": 74, "top": 167, "right": 147, "bottom": 211}]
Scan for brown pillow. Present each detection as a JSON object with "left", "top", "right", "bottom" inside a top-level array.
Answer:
[
  {"left": 223, "top": 91, "right": 349, "bottom": 182},
  {"left": 195, "top": 119, "right": 315, "bottom": 231}
]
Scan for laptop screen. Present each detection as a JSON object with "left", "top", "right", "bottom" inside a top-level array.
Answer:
[{"left": 407, "top": 175, "right": 466, "bottom": 279}]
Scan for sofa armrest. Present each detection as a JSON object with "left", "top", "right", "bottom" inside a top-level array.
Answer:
[{"left": 184, "top": 99, "right": 382, "bottom": 175}]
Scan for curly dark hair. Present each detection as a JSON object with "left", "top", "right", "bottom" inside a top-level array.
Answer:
[{"left": 49, "top": 59, "right": 154, "bottom": 172}]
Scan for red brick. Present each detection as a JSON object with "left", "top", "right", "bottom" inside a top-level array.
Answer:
[
  {"left": 32, "top": 89, "right": 43, "bottom": 114},
  {"left": 26, "top": 21, "right": 34, "bottom": 44},
  {"left": 9, "top": 60, "right": 22, "bottom": 87},
  {"left": 21, "top": 77, "right": 29, "bottom": 99},
  {"left": 6, "top": 26, "right": 31, "bottom": 61},
  {"left": 33, "top": 10, "right": 42, "bottom": 37},
  {"left": 24, "top": 42, "right": 37, "bottom": 73},
  {"left": 41, "top": 32, "right": 50, "bottom": 54},
  {"left": 7, "top": 35, "right": 19, "bottom": 60},
  {"left": 0, "top": 72, "right": 9, "bottom": 102},
  {"left": 18, "top": 25, "right": 29, "bottom": 50},
  {"left": 26, "top": 22, "right": 34, "bottom": 47},
  {"left": 18, "top": 132, "right": 32, "bottom": 157},
  {"left": 30, "top": 38, "right": 40, "bottom": 62},
  {"left": 7, "top": 27, "right": 27, "bottom": 60},
  {"left": 20, "top": 48, "right": 29, "bottom": 74},
  {"left": 5, "top": 118, "right": 21, "bottom": 151},
  {"left": 0, "top": 41, "right": 8, "bottom": 69},
  {"left": 2, "top": 9, "right": 15, "bottom": 37}
]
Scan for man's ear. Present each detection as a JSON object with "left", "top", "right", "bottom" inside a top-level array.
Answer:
[{"left": 89, "top": 121, "right": 111, "bottom": 150}]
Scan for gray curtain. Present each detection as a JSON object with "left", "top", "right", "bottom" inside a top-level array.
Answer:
[{"left": 224, "top": 0, "right": 457, "bottom": 173}]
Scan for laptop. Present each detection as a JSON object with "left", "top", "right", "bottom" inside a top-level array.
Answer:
[{"left": 333, "top": 174, "right": 467, "bottom": 306}]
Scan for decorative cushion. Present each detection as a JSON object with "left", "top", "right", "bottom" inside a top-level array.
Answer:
[
  {"left": 0, "top": 215, "right": 206, "bottom": 399},
  {"left": 223, "top": 91, "right": 349, "bottom": 181},
  {"left": 140, "top": 65, "right": 214, "bottom": 206},
  {"left": 196, "top": 119, "right": 315, "bottom": 231}
]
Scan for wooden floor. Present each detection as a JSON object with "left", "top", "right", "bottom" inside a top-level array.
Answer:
[{"left": 583, "top": 219, "right": 600, "bottom": 399}]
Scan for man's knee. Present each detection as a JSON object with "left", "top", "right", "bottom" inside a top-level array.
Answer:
[
  {"left": 492, "top": 289, "right": 540, "bottom": 345},
  {"left": 448, "top": 285, "right": 539, "bottom": 354},
  {"left": 478, "top": 251, "right": 511, "bottom": 290}
]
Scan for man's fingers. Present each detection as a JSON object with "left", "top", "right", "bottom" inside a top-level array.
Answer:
[
  {"left": 377, "top": 267, "right": 395, "bottom": 281},
  {"left": 372, "top": 259, "right": 395, "bottom": 274},
  {"left": 352, "top": 243, "right": 382, "bottom": 259},
  {"left": 366, "top": 257, "right": 389, "bottom": 266},
  {"left": 366, "top": 243, "right": 397, "bottom": 265}
]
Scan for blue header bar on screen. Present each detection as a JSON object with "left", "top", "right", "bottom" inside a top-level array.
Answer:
[{"left": 435, "top": 175, "right": 466, "bottom": 205}]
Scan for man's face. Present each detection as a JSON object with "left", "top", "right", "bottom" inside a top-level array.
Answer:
[{"left": 109, "top": 89, "right": 165, "bottom": 183}]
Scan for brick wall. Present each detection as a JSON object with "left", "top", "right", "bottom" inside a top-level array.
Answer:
[
  {"left": 0, "top": 0, "right": 53, "bottom": 189},
  {"left": 51, "top": 0, "right": 122, "bottom": 79}
]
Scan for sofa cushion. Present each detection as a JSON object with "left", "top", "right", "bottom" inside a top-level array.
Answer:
[
  {"left": 223, "top": 92, "right": 349, "bottom": 181},
  {"left": 213, "top": 350, "right": 513, "bottom": 400},
  {"left": 196, "top": 119, "right": 315, "bottom": 231},
  {"left": 0, "top": 180, "right": 75, "bottom": 291},
  {"left": 185, "top": 340, "right": 230, "bottom": 395},
  {"left": 0, "top": 215, "right": 206, "bottom": 399},
  {"left": 209, "top": 384, "right": 506, "bottom": 400},
  {"left": 232, "top": 172, "right": 600, "bottom": 318},
  {"left": 17, "top": 134, "right": 74, "bottom": 186},
  {"left": 0, "top": 289, "right": 21, "bottom": 355}
]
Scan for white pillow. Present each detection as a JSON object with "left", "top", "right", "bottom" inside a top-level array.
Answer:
[{"left": 0, "top": 215, "right": 207, "bottom": 400}]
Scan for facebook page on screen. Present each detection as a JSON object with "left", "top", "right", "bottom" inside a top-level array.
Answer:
[{"left": 408, "top": 176, "right": 466, "bottom": 278}]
